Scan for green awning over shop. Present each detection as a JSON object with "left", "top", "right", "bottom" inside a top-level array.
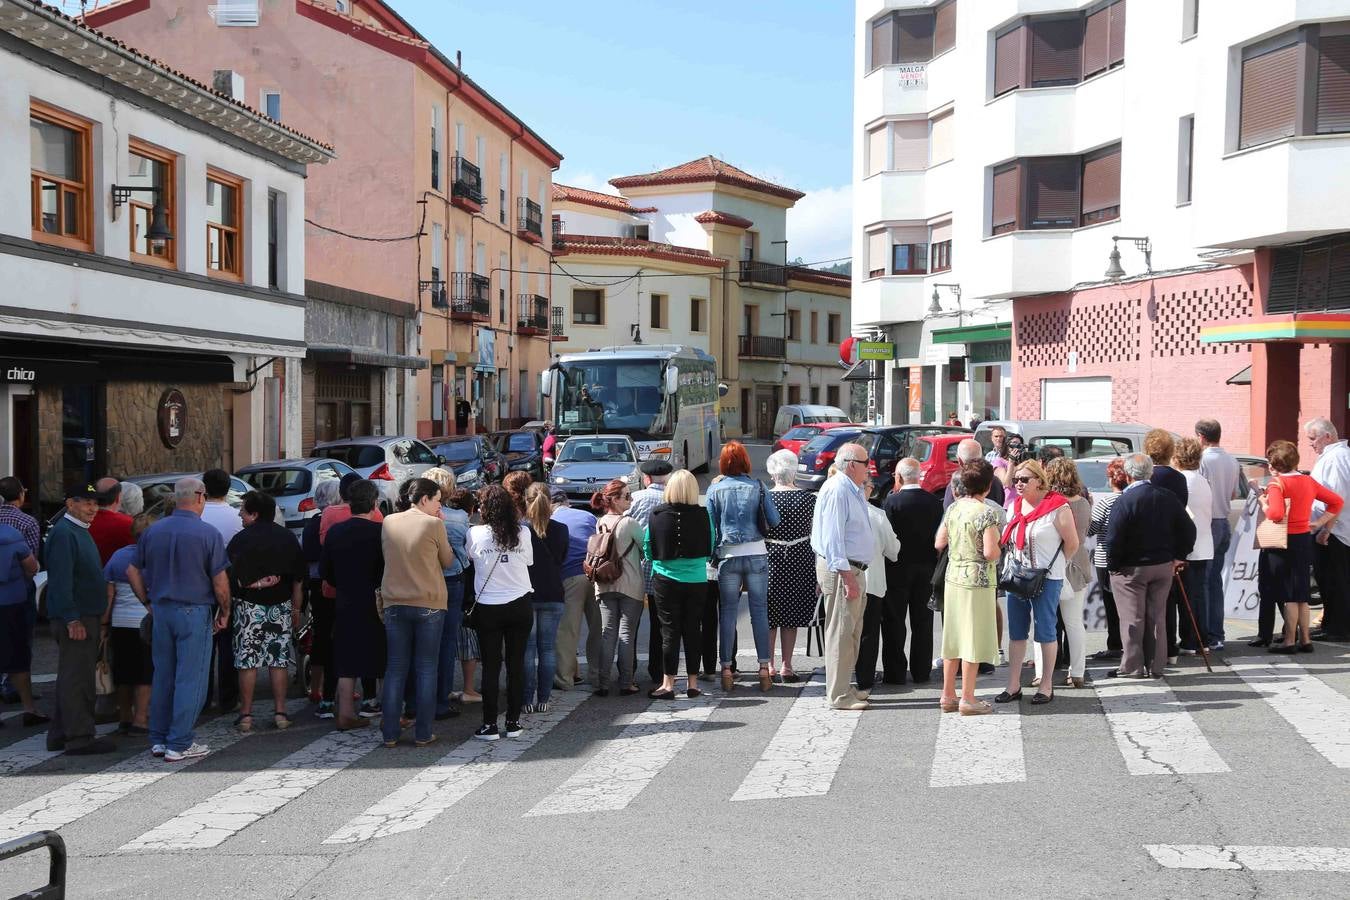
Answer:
[{"left": 931, "top": 322, "right": 1012, "bottom": 345}]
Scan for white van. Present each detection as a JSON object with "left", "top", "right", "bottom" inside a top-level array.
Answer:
[{"left": 773, "top": 404, "right": 848, "bottom": 440}]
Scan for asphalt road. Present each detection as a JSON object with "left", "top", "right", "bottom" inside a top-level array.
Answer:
[{"left": 1, "top": 443, "right": 1347, "bottom": 898}]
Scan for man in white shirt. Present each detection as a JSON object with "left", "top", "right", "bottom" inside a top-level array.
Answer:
[
  {"left": 1196, "top": 419, "right": 1239, "bottom": 648},
  {"left": 198, "top": 469, "right": 241, "bottom": 710},
  {"left": 1306, "top": 418, "right": 1350, "bottom": 640}
]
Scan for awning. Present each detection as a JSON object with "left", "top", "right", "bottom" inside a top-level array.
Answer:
[
  {"left": 1226, "top": 366, "right": 1252, "bottom": 386},
  {"left": 307, "top": 345, "right": 427, "bottom": 370},
  {"left": 931, "top": 321, "right": 1012, "bottom": 345},
  {"left": 841, "top": 360, "right": 884, "bottom": 382},
  {"left": 1200, "top": 313, "right": 1350, "bottom": 344}
]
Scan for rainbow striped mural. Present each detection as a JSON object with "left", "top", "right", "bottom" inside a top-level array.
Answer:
[{"left": 1199, "top": 313, "right": 1350, "bottom": 344}]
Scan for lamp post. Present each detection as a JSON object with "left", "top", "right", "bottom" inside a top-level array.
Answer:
[
  {"left": 929, "top": 282, "right": 963, "bottom": 325},
  {"left": 111, "top": 184, "right": 173, "bottom": 253},
  {"left": 1105, "top": 235, "right": 1152, "bottom": 280}
]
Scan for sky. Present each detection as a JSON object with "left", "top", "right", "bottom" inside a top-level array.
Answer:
[{"left": 393, "top": 0, "right": 857, "bottom": 267}]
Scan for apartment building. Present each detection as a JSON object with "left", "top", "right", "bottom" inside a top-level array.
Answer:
[
  {"left": 90, "top": 0, "right": 561, "bottom": 442},
  {"left": 550, "top": 158, "right": 853, "bottom": 439},
  {"left": 0, "top": 0, "right": 330, "bottom": 516},
  {"left": 854, "top": 0, "right": 1350, "bottom": 459}
]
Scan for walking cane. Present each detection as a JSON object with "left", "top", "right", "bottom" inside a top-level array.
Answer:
[{"left": 1174, "top": 572, "right": 1213, "bottom": 673}]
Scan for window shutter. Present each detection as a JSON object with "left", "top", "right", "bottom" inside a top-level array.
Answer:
[
  {"left": 1317, "top": 34, "right": 1350, "bottom": 134},
  {"left": 867, "top": 125, "right": 888, "bottom": 176},
  {"left": 1328, "top": 242, "right": 1350, "bottom": 310},
  {"left": 992, "top": 164, "right": 1019, "bottom": 231},
  {"left": 1265, "top": 247, "right": 1301, "bottom": 313},
  {"left": 1027, "top": 157, "right": 1080, "bottom": 228},
  {"left": 868, "top": 230, "right": 889, "bottom": 274},
  {"left": 1239, "top": 42, "right": 1299, "bottom": 149},
  {"left": 1030, "top": 18, "right": 1083, "bottom": 86},
  {"left": 891, "top": 120, "right": 929, "bottom": 171},
  {"left": 1083, "top": 5, "right": 1109, "bottom": 77},
  {"left": 895, "top": 13, "right": 935, "bottom": 63},
  {"left": 929, "top": 109, "right": 954, "bottom": 165},
  {"left": 870, "top": 14, "right": 894, "bottom": 70},
  {"left": 1107, "top": 0, "right": 1126, "bottom": 66},
  {"left": 934, "top": 1, "right": 956, "bottom": 55},
  {"left": 994, "top": 26, "right": 1024, "bottom": 96},
  {"left": 929, "top": 219, "right": 953, "bottom": 244},
  {"left": 1081, "top": 144, "right": 1121, "bottom": 216}
]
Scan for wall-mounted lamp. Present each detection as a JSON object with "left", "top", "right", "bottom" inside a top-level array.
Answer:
[
  {"left": 111, "top": 184, "right": 173, "bottom": 252},
  {"left": 418, "top": 279, "right": 447, "bottom": 308},
  {"left": 1105, "top": 235, "right": 1152, "bottom": 280},
  {"left": 929, "top": 282, "right": 963, "bottom": 324}
]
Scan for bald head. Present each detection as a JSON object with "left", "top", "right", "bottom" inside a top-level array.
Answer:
[
  {"left": 834, "top": 443, "right": 869, "bottom": 487},
  {"left": 956, "top": 439, "right": 983, "bottom": 464},
  {"left": 95, "top": 477, "right": 122, "bottom": 511}
]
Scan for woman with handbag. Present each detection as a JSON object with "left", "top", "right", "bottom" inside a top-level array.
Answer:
[
  {"left": 589, "top": 479, "right": 645, "bottom": 697},
  {"left": 1253, "top": 440, "right": 1342, "bottom": 651},
  {"left": 997, "top": 459, "right": 1079, "bottom": 705},
  {"left": 1041, "top": 458, "right": 1092, "bottom": 689},
  {"left": 935, "top": 461, "right": 1003, "bottom": 715}
]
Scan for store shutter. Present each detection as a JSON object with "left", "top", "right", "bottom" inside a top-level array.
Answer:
[
  {"left": 1030, "top": 17, "right": 1083, "bottom": 86},
  {"left": 1027, "top": 157, "right": 1080, "bottom": 228},
  {"left": 994, "top": 26, "right": 1024, "bottom": 96},
  {"left": 891, "top": 119, "right": 929, "bottom": 171},
  {"left": 1083, "top": 4, "right": 1109, "bottom": 77},
  {"left": 991, "top": 164, "right": 1019, "bottom": 232},
  {"left": 895, "top": 12, "right": 935, "bottom": 63},
  {"left": 867, "top": 125, "right": 888, "bottom": 176},
  {"left": 868, "top": 230, "right": 890, "bottom": 275},
  {"left": 1080, "top": 144, "right": 1121, "bottom": 219},
  {"left": 1239, "top": 41, "right": 1299, "bottom": 149},
  {"left": 1317, "top": 34, "right": 1350, "bottom": 134},
  {"left": 934, "top": 1, "right": 957, "bottom": 55},
  {"left": 1107, "top": 0, "right": 1126, "bottom": 66},
  {"left": 929, "top": 109, "right": 954, "bottom": 165},
  {"left": 870, "top": 13, "right": 895, "bottom": 70},
  {"left": 1264, "top": 247, "right": 1302, "bottom": 313}
]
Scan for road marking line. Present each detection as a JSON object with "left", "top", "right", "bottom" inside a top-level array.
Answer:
[
  {"left": 0, "top": 701, "right": 301, "bottom": 843},
  {"left": 1228, "top": 657, "right": 1350, "bottom": 768},
  {"left": 120, "top": 728, "right": 383, "bottom": 850},
  {"left": 1147, "top": 844, "right": 1350, "bottom": 871},
  {"left": 731, "top": 670, "right": 858, "bottom": 802},
  {"left": 325, "top": 691, "right": 585, "bottom": 844},
  {"left": 1090, "top": 668, "right": 1229, "bottom": 776},
  {"left": 0, "top": 724, "right": 120, "bottom": 778},
  {"left": 929, "top": 709, "right": 1024, "bottom": 787},
  {"left": 524, "top": 693, "right": 721, "bottom": 817}
]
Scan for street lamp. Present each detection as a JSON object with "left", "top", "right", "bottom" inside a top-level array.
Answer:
[
  {"left": 111, "top": 184, "right": 173, "bottom": 252},
  {"left": 1105, "top": 235, "right": 1152, "bottom": 280},
  {"left": 929, "top": 282, "right": 963, "bottom": 324}
]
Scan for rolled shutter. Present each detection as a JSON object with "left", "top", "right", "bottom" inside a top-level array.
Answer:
[
  {"left": 929, "top": 109, "right": 954, "bottom": 164},
  {"left": 1317, "top": 34, "right": 1350, "bottom": 134},
  {"left": 1107, "top": 0, "right": 1126, "bottom": 66},
  {"left": 929, "top": 219, "right": 953, "bottom": 244},
  {"left": 1031, "top": 18, "right": 1083, "bottom": 86},
  {"left": 1083, "top": 5, "right": 1109, "bottom": 77},
  {"left": 1027, "top": 157, "right": 1080, "bottom": 228},
  {"left": 888, "top": 225, "right": 928, "bottom": 245},
  {"left": 1081, "top": 144, "right": 1121, "bottom": 218},
  {"left": 891, "top": 120, "right": 929, "bottom": 171},
  {"left": 1239, "top": 41, "right": 1298, "bottom": 149},
  {"left": 870, "top": 14, "right": 895, "bottom": 70},
  {"left": 867, "top": 125, "right": 888, "bottom": 176},
  {"left": 992, "top": 164, "right": 1019, "bottom": 232},
  {"left": 895, "top": 13, "right": 935, "bottom": 63},
  {"left": 934, "top": 1, "right": 956, "bottom": 56},
  {"left": 868, "top": 230, "right": 889, "bottom": 274},
  {"left": 994, "top": 26, "right": 1024, "bottom": 96}
]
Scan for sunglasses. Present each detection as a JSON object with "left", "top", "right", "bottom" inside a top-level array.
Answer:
[{"left": 1013, "top": 475, "right": 1036, "bottom": 484}]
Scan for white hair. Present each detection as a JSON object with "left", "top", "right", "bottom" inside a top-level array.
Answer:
[
  {"left": 765, "top": 449, "right": 799, "bottom": 486},
  {"left": 896, "top": 458, "right": 922, "bottom": 483},
  {"left": 1306, "top": 417, "right": 1338, "bottom": 442},
  {"left": 313, "top": 479, "right": 342, "bottom": 510},
  {"left": 956, "top": 439, "right": 983, "bottom": 464},
  {"left": 119, "top": 481, "right": 144, "bottom": 517},
  {"left": 1123, "top": 453, "right": 1153, "bottom": 482},
  {"left": 173, "top": 476, "right": 205, "bottom": 506}
]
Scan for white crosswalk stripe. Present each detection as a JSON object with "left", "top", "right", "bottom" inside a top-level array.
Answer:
[
  {"left": 1090, "top": 667, "right": 1230, "bottom": 776},
  {"left": 525, "top": 693, "right": 721, "bottom": 817},
  {"left": 1228, "top": 656, "right": 1350, "bottom": 768},
  {"left": 1147, "top": 844, "right": 1350, "bottom": 871},
  {"left": 0, "top": 723, "right": 119, "bottom": 778},
  {"left": 731, "top": 670, "right": 859, "bottom": 802},
  {"left": 929, "top": 709, "right": 1025, "bottom": 787}
]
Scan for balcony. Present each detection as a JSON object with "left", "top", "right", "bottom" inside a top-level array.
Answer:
[
  {"left": 551, "top": 305, "right": 567, "bottom": 342},
  {"left": 450, "top": 272, "right": 490, "bottom": 321},
  {"left": 738, "top": 259, "right": 787, "bottom": 287},
  {"left": 451, "top": 156, "right": 484, "bottom": 213},
  {"left": 518, "top": 197, "right": 543, "bottom": 243},
  {"left": 517, "top": 294, "right": 550, "bottom": 335},
  {"left": 739, "top": 335, "right": 786, "bottom": 359}
]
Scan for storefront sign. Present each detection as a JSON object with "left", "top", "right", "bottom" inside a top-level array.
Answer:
[
  {"left": 1223, "top": 497, "right": 1263, "bottom": 621},
  {"left": 157, "top": 388, "right": 187, "bottom": 449},
  {"left": 5, "top": 366, "right": 36, "bottom": 383},
  {"left": 857, "top": 341, "right": 896, "bottom": 361},
  {"left": 907, "top": 365, "right": 922, "bottom": 414},
  {"left": 476, "top": 328, "right": 496, "bottom": 372},
  {"left": 970, "top": 340, "right": 1011, "bottom": 366},
  {"left": 897, "top": 63, "right": 926, "bottom": 88}
]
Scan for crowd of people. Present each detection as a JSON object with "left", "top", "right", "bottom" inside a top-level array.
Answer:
[{"left": 0, "top": 413, "right": 1348, "bottom": 757}]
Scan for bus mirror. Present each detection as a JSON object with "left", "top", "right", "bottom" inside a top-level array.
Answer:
[
  {"left": 664, "top": 366, "right": 679, "bottom": 395},
  {"left": 539, "top": 370, "right": 552, "bottom": 398},
  {"left": 717, "top": 382, "right": 729, "bottom": 398}
]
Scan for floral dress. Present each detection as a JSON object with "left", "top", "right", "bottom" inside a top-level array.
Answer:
[{"left": 940, "top": 499, "right": 1000, "bottom": 664}]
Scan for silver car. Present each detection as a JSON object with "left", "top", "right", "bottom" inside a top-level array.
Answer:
[
  {"left": 126, "top": 471, "right": 251, "bottom": 520},
  {"left": 549, "top": 434, "right": 641, "bottom": 505},
  {"left": 236, "top": 458, "right": 359, "bottom": 534},
  {"left": 312, "top": 436, "right": 439, "bottom": 512}
]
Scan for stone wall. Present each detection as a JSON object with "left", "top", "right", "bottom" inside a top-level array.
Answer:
[
  {"left": 35, "top": 386, "right": 63, "bottom": 506},
  {"left": 105, "top": 381, "right": 229, "bottom": 478}
]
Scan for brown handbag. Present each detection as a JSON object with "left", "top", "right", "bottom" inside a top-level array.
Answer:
[{"left": 1254, "top": 477, "right": 1289, "bottom": 550}]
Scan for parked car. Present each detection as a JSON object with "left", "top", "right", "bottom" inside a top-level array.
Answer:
[
  {"left": 974, "top": 419, "right": 1156, "bottom": 460},
  {"left": 549, "top": 434, "right": 640, "bottom": 506},
  {"left": 772, "top": 404, "right": 849, "bottom": 442},
  {"left": 125, "top": 471, "right": 251, "bottom": 520},
  {"left": 772, "top": 421, "right": 865, "bottom": 457},
  {"left": 794, "top": 428, "right": 863, "bottom": 491},
  {"left": 424, "top": 435, "right": 501, "bottom": 490},
  {"left": 311, "top": 436, "right": 439, "bottom": 512},
  {"left": 492, "top": 428, "right": 547, "bottom": 481},
  {"left": 855, "top": 425, "right": 970, "bottom": 503},
  {"left": 914, "top": 434, "right": 968, "bottom": 495},
  {"left": 235, "top": 458, "right": 358, "bottom": 534}
]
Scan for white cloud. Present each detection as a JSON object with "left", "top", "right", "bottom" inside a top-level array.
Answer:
[
  {"left": 787, "top": 184, "right": 853, "bottom": 267},
  {"left": 553, "top": 170, "right": 611, "bottom": 192}
]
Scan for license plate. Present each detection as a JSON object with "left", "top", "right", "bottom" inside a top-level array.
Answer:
[{"left": 797, "top": 464, "right": 806, "bottom": 471}]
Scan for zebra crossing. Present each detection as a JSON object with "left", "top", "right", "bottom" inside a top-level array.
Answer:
[{"left": 0, "top": 655, "right": 1346, "bottom": 855}]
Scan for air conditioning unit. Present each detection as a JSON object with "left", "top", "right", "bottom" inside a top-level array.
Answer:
[{"left": 209, "top": 0, "right": 260, "bottom": 26}]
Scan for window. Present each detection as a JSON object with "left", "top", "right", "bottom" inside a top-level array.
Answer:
[
  {"left": 788, "top": 385, "right": 801, "bottom": 405},
  {"left": 868, "top": 4, "right": 951, "bottom": 71},
  {"left": 1264, "top": 235, "right": 1350, "bottom": 313},
  {"left": 206, "top": 170, "right": 244, "bottom": 279},
  {"left": 499, "top": 251, "right": 508, "bottom": 323},
  {"left": 334, "top": 0, "right": 348, "bottom": 11},
  {"left": 128, "top": 141, "right": 176, "bottom": 267},
  {"left": 262, "top": 90, "right": 281, "bottom": 121},
  {"left": 929, "top": 109, "right": 954, "bottom": 166},
  {"left": 993, "top": 0, "right": 1125, "bottom": 97},
  {"left": 431, "top": 106, "right": 441, "bottom": 191},
  {"left": 826, "top": 385, "right": 840, "bottom": 408},
  {"left": 987, "top": 143, "right": 1121, "bottom": 234},
  {"left": 499, "top": 153, "right": 508, "bottom": 226},
  {"left": 1177, "top": 115, "right": 1195, "bottom": 204},
  {"left": 650, "top": 293, "right": 667, "bottom": 329},
  {"left": 476, "top": 136, "right": 485, "bottom": 167},
  {"left": 810, "top": 310, "right": 819, "bottom": 344},
  {"left": 1182, "top": 0, "right": 1198, "bottom": 39},
  {"left": 787, "top": 309, "right": 800, "bottom": 341},
  {"left": 1237, "top": 26, "right": 1350, "bottom": 150},
  {"left": 690, "top": 297, "right": 705, "bottom": 333},
  {"left": 827, "top": 314, "right": 840, "bottom": 344},
  {"left": 431, "top": 223, "right": 443, "bottom": 292},
  {"left": 267, "top": 190, "right": 281, "bottom": 288},
  {"left": 810, "top": 386, "right": 820, "bottom": 404},
  {"left": 1080, "top": 145, "right": 1122, "bottom": 224},
  {"left": 929, "top": 219, "right": 952, "bottom": 273},
  {"left": 866, "top": 124, "right": 887, "bottom": 177},
  {"left": 573, "top": 288, "right": 603, "bottom": 324},
  {"left": 30, "top": 103, "right": 92, "bottom": 250},
  {"left": 892, "top": 243, "right": 928, "bottom": 274}
]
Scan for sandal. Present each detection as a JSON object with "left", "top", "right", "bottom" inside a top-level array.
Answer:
[
  {"left": 994, "top": 690, "right": 1022, "bottom": 704},
  {"left": 959, "top": 699, "right": 993, "bottom": 716},
  {"left": 1030, "top": 676, "right": 1042, "bottom": 688},
  {"left": 1031, "top": 692, "right": 1054, "bottom": 705},
  {"left": 759, "top": 666, "right": 773, "bottom": 692},
  {"left": 647, "top": 688, "right": 675, "bottom": 700},
  {"left": 274, "top": 712, "right": 292, "bottom": 730},
  {"left": 939, "top": 697, "right": 959, "bottom": 713},
  {"left": 234, "top": 713, "right": 253, "bottom": 733},
  {"left": 721, "top": 669, "right": 734, "bottom": 692},
  {"left": 782, "top": 670, "right": 801, "bottom": 683},
  {"left": 1064, "top": 675, "right": 1085, "bottom": 688},
  {"left": 686, "top": 687, "right": 703, "bottom": 699}
]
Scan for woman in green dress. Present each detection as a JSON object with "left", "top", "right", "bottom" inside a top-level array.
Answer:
[{"left": 935, "top": 460, "right": 1003, "bottom": 716}]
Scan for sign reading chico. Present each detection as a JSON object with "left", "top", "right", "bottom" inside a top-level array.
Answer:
[
  {"left": 157, "top": 388, "right": 187, "bottom": 449},
  {"left": 5, "top": 366, "right": 36, "bottom": 383}
]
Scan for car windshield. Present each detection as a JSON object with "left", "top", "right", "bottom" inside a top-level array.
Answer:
[
  {"left": 505, "top": 433, "right": 535, "bottom": 452},
  {"left": 556, "top": 360, "right": 664, "bottom": 433},
  {"left": 437, "top": 441, "right": 479, "bottom": 463},
  {"left": 316, "top": 445, "right": 386, "bottom": 469},
  {"left": 394, "top": 441, "right": 438, "bottom": 465},
  {"left": 802, "top": 415, "right": 845, "bottom": 424},
  {"left": 782, "top": 426, "right": 820, "bottom": 441},
  {"left": 240, "top": 468, "right": 311, "bottom": 497},
  {"left": 559, "top": 439, "right": 633, "bottom": 463},
  {"left": 1076, "top": 462, "right": 1113, "bottom": 495}
]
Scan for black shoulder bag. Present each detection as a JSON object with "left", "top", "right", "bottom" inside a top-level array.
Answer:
[{"left": 998, "top": 537, "right": 1063, "bottom": 598}]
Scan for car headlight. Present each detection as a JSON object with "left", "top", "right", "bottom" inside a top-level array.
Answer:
[
  {"left": 553, "top": 476, "right": 568, "bottom": 485},
  {"left": 461, "top": 467, "right": 479, "bottom": 479}
]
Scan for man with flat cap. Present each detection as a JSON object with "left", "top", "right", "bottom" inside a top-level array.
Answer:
[{"left": 629, "top": 458, "right": 674, "bottom": 685}]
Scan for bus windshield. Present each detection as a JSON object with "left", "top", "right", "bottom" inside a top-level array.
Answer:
[{"left": 555, "top": 360, "right": 667, "bottom": 435}]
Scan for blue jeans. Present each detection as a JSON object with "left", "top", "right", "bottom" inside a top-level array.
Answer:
[
  {"left": 1181, "top": 559, "right": 1211, "bottom": 649},
  {"left": 436, "top": 578, "right": 464, "bottom": 716},
  {"left": 1207, "top": 519, "right": 1230, "bottom": 642},
  {"left": 149, "top": 602, "right": 214, "bottom": 752},
  {"left": 1007, "top": 578, "right": 1063, "bottom": 643},
  {"left": 381, "top": 606, "right": 445, "bottom": 743},
  {"left": 717, "top": 554, "right": 770, "bottom": 666},
  {"left": 523, "top": 601, "right": 563, "bottom": 706}
]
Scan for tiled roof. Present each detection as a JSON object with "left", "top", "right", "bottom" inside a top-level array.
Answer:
[
  {"left": 553, "top": 234, "right": 727, "bottom": 269},
  {"left": 610, "top": 156, "right": 804, "bottom": 202},
  {"left": 787, "top": 266, "right": 851, "bottom": 289},
  {"left": 693, "top": 210, "right": 753, "bottom": 229},
  {"left": 552, "top": 184, "right": 656, "bottom": 215}
]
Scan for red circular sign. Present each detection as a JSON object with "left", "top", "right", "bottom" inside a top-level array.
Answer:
[{"left": 839, "top": 336, "right": 859, "bottom": 366}]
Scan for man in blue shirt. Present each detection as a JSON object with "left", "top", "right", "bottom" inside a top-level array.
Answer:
[
  {"left": 0, "top": 521, "right": 41, "bottom": 728},
  {"left": 811, "top": 443, "right": 877, "bottom": 711},
  {"left": 550, "top": 487, "right": 600, "bottom": 690},
  {"left": 128, "top": 477, "right": 230, "bottom": 762}
]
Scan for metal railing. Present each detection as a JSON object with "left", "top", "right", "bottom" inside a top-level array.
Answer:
[
  {"left": 451, "top": 155, "right": 485, "bottom": 206},
  {"left": 450, "top": 271, "right": 490, "bottom": 317},
  {"left": 551, "top": 305, "right": 566, "bottom": 337},
  {"left": 0, "top": 831, "right": 66, "bottom": 899},
  {"left": 517, "top": 294, "right": 549, "bottom": 331},
  {"left": 517, "top": 197, "right": 543, "bottom": 238},
  {"left": 738, "top": 335, "right": 786, "bottom": 358},
  {"left": 738, "top": 258, "right": 788, "bottom": 286}
]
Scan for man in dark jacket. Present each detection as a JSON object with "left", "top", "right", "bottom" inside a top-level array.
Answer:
[
  {"left": 875, "top": 458, "right": 945, "bottom": 684},
  {"left": 1105, "top": 454, "right": 1196, "bottom": 679}
]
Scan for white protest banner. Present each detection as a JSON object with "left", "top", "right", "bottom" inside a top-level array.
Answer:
[{"left": 1223, "top": 495, "right": 1262, "bottom": 620}]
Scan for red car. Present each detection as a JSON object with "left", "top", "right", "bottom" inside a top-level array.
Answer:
[
  {"left": 773, "top": 422, "right": 867, "bottom": 457},
  {"left": 915, "top": 434, "right": 968, "bottom": 495}
]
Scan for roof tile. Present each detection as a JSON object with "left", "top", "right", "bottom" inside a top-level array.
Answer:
[
  {"left": 552, "top": 184, "right": 656, "bottom": 215},
  {"left": 610, "top": 155, "right": 804, "bottom": 202}
]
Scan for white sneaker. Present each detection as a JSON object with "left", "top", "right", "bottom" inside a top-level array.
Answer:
[
  {"left": 151, "top": 744, "right": 166, "bottom": 757},
  {"left": 164, "top": 742, "right": 209, "bottom": 762}
]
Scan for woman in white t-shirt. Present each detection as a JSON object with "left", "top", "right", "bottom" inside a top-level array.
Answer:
[
  {"left": 1174, "top": 438, "right": 1216, "bottom": 653},
  {"left": 465, "top": 485, "right": 534, "bottom": 742}
]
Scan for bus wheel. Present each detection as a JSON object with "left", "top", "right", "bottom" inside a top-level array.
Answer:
[{"left": 695, "top": 435, "right": 714, "bottom": 474}]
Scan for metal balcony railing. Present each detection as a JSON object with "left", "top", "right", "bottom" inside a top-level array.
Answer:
[
  {"left": 517, "top": 197, "right": 543, "bottom": 239},
  {"left": 738, "top": 258, "right": 788, "bottom": 286},
  {"left": 451, "top": 271, "right": 490, "bottom": 318},
  {"left": 517, "top": 294, "right": 550, "bottom": 332},
  {"left": 551, "top": 305, "right": 566, "bottom": 339},
  {"left": 738, "top": 335, "right": 786, "bottom": 358},
  {"left": 451, "top": 155, "right": 484, "bottom": 206}
]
